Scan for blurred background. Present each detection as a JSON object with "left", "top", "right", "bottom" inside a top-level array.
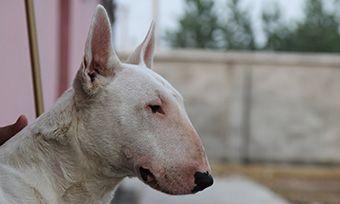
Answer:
[{"left": 1, "top": 0, "right": 340, "bottom": 203}]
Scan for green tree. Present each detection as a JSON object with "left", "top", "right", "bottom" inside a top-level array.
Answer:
[
  {"left": 263, "top": 0, "right": 340, "bottom": 52},
  {"left": 166, "top": 0, "right": 340, "bottom": 53},
  {"left": 221, "top": 0, "right": 256, "bottom": 50},
  {"left": 166, "top": 0, "right": 257, "bottom": 50},
  {"left": 165, "top": 0, "right": 221, "bottom": 49}
]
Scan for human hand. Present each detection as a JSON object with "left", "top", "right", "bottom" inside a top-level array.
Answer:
[{"left": 0, "top": 115, "right": 28, "bottom": 145}]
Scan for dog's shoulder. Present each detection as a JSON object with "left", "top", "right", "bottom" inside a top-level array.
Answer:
[{"left": 0, "top": 164, "right": 48, "bottom": 204}]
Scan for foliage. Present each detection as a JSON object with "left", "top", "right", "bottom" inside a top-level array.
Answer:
[
  {"left": 166, "top": 0, "right": 340, "bottom": 53},
  {"left": 165, "top": 0, "right": 221, "bottom": 49},
  {"left": 221, "top": 0, "right": 256, "bottom": 50},
  {"left": 263, "top": 0, "right": 340, "bottom": 52}
]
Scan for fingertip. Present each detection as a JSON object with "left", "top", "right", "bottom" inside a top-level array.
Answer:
[{"left": 16, "top": 115, "right": 28, "bottom": 129}]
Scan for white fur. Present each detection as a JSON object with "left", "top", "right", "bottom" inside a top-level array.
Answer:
[{"left": 0, "top": 5, "right": 211, "bottom": 204}]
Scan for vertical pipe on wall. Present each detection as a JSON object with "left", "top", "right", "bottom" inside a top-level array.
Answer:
[
  {"left": 241, "top": 67, "right": 253, "bottom": 164},
  {"left": 25, "top": 0, "right": 44, "bottom": 117},
  {"left": 58, "top": 0, "right": 71, "bottom": 96}
]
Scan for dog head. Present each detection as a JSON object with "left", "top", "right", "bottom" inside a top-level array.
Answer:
[{"left": 73, "top": 5, "right": 213, "bottom": 195}]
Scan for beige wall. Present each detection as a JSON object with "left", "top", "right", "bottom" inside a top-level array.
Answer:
[{"left": 136, "top": 50, "right": 340, "bottom": 164}]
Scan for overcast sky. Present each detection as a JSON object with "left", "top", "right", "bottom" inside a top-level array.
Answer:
[{"left": 114, "top": 0, "right": 306, "bottom": 50}]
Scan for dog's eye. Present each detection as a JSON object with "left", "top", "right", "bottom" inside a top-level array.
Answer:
[{"left": 148, "top": 105, "right": 165, "bottom": 115}]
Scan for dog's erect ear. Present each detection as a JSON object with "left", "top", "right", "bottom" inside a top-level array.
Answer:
[
  {"left": 126, "top": 22, "right": 155, "bottom": 69},
  {"left": 75, "top": 5, "right": 120, "bottom": 96},
  {"left": 84, "top": 5, "right": 120, "bottom": 79}
]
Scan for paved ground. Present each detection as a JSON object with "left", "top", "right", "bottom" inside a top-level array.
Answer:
[
  {"left": 112, "top": 164, "right": 340, "bottom": 204},
  {"left": 213, "top": 164, "right": 340, "bottom": 204},
  {"left": 113, "top": 176, "right": 290, "bottom": 204}
]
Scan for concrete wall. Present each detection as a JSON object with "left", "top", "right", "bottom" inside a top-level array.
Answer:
[{"left": 144, "top": 50, "right": 340, "bottom": 164}]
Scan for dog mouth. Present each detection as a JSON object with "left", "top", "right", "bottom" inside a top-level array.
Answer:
[
  {"left": 139, "top": 167, "right": 159, "bottom": 187},
  {"left": 139, "top": 166, "right": 175, "bottom": 194},
  {"left": 138, "top": 166, "right": 191, "bottom": 195}
]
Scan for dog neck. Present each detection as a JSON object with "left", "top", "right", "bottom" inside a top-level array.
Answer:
[{"left": 0, "top": 89, "right": 124, "bottom": 203}]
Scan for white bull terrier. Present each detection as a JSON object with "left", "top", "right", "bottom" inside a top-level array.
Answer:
[{"left": 0, "top": 5, "right": 213, "bottom": 204}]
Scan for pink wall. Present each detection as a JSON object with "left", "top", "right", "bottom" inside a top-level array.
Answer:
[{"left": 0, "top": 0, "right": 98, "bottom": 125}]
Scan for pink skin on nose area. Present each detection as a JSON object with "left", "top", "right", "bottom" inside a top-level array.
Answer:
[{"left": 137, "top": 162, "right": 196, "bottom": 194}]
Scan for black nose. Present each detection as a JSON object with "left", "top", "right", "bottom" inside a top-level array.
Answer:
[{"left": 192, "top": 171, "right": 214, "bottom": 193}]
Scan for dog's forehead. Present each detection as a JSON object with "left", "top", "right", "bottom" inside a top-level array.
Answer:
[{"left": 111, "top": 63, "right": 182, "bottom": 100}]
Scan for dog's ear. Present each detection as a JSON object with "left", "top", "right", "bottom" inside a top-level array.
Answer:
[
  {"left": 75, "top": 5, "right": 120, "bottom": 96},
  {"left": 126, "top": 22, "right": 155, "bottom": 69}
]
